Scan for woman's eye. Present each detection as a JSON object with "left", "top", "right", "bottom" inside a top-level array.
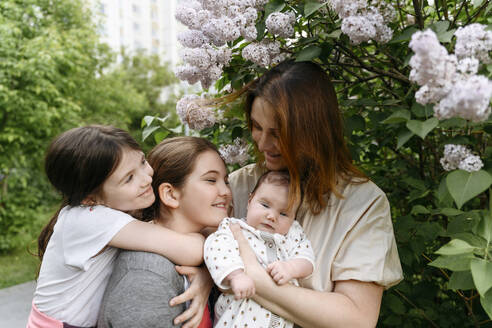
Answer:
[
  {"left": 207, "top": 179, "right": 217, "bottom": 183},
  {"left": 126, "top": 175, "right": 133, "bottom": 183}
]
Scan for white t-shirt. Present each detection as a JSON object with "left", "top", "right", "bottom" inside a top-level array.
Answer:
[{"left": 33, "top": 205, "right": 134, "bottom": 327}]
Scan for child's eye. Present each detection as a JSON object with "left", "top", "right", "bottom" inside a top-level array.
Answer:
[
  {"left": 261, "top": 202, "right": 269, "bottom": 208},
  {"left": 280, "top": 212, "right": 287, "bottom": 217},
  {"left": 126, "top": 175, "right": 133, "bottom": 183},
  {"left": 206, "top": 179, "right": 217, "bottom": 183}
]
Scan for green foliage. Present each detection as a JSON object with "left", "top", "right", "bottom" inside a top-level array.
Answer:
[
  {"left": 0, "top": 0, "right": 178, "bottom": 252},
  {"left": 144, "top": 0, "right": 492, "bottom": 325}
]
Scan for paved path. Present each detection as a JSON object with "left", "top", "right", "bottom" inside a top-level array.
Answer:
[{"left": 0, "top": 281, "right": 35, "bottom": 328}]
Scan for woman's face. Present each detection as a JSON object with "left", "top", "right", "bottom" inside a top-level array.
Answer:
[
  {"left": 250, "top": 97, "right": 287, "bottom": 170},
  {"left": 177, "top": 150, "right": 232, "bottom": 230}
]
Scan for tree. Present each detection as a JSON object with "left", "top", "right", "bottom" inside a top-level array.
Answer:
[
  {"left": 145, "top": 0, "right": 492, "bottom": 325},
  {"left": 0, "top": 0, "right": 178, "bottom": 251}
]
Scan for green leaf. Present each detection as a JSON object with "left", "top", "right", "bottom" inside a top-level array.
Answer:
[
  {"left": 448, "top": 271, "right": 475, "bottom": 290},
  {"left": 438, "top": 29, "right": 456, "bottom": 43},
  {"left": 326, "top": 29, "right": 342, "bottom": 38},
  {"left": 448, "top": 232, "right": 487, "bottom": 248},
  {"left": 142, "top": 125, "right": 159, "bottom": 141},
  {"left": 397, "top": 129, "right": 414, "bottom": 149},
  {"left": 476, "top": 213, "right": 492, "bottom": 243},
  {"left": 345, "top": 114, "right": 365, "bottom": 134},
  {"left": 446, "top": 170, "right": 492, "bottom": 209},
  {"left": 390, "top": 27, "right": 419, "bottom": 43},
  {"left": 385, "top": 294, "right": 406, "bottom": 315},
  {"left": 472, "top": 0, "right": 485, "bottom": 8},
  {"left": 411, "top": 205, "right": 430, "bottom": 215},
  {"left": 480, "top": 289, "right": 492, "bottom": 319},
  {"left": 406, "top": 118, "right": 439, "bottom": 139},
  {"left": 470, "top": 258, "right": 492, "bottom": 296},
  {"left": 142, "top": 115, "right": 155, "bottom": 127},
  {"left": 304, "top": 1, "right": 326, "bottom": 17},
  {"left": 435, "top": 239, "right": 476, "bottom": 255},
  {"left": 429, "top": 254, "right": 472, "bottom": 271},
  {"left": 153, "top": 130, "right": 169, "bottom": 144},
  {"left": 295, "top": 45, "right": 322, "bottom": 62},
  {"left": 265, "top": 0, "right": 285, "bottom": 17},
  {"left": 439, "top": 208, "right": 464, "bottom": 216},
  {"left": 382, "top": 110, "right": 411, "bottom": 124},
  {"left": 430, "top": 21, "right": 450, "bottom": 35}
]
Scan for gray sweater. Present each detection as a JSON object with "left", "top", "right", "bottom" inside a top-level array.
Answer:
[{"left": 98, "top": 250, "right": 185, "bottom": 328}]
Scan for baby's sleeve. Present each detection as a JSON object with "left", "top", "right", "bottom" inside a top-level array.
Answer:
[
  {"left": 204, "top": 218, "right": 245, "bottom": 290},
  {"left": 287, "top": 221, "right": 316, "bottom": 275}
]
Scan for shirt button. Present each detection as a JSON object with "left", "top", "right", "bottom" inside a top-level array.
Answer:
[{"left": 268, "top": 243, "right": 273, "bottom": 248}]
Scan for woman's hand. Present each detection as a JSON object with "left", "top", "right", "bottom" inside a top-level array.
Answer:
[
  {"left": 170, "top": 265, "right": 213, "bottom": 328},
  {"left": 229, "top": 223, "right": 273, "bottom": 289}
]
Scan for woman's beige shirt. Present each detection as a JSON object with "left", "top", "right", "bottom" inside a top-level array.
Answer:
[{"left": 229, "top": 164, "right": 403, "bottom": 292}]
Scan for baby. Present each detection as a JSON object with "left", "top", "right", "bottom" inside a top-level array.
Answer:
[{"left": 204, "top": 171, "right": 315, "bottom": 328}]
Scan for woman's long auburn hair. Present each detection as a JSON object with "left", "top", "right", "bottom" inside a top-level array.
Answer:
[{"left": 224, "top": 60, "right": 366, "bottom": 214}]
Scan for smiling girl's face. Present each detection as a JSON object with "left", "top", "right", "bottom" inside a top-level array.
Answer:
[{"left": 176, "top": 150, "right": 232, "bottom": 230}]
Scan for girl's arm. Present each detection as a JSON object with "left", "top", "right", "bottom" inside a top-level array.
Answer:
[
  {"left": 231, "top": 223, "right": 384, "bottom": 328},
  {"left": 109, "top": 220, "right": 204, "bottom": 266},
  {"left": 170, "top": 265, "right": 214, "bottom": 328}
]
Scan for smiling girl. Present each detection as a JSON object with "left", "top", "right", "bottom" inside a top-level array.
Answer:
[
  {"left": 98, "top": 136, "right": 232, "bottom": 328},
  {"left": 28, "top": 126, "right": 204, "bottom": 328}
]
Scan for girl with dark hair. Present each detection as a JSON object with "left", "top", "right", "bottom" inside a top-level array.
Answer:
[
  {"left": 98, "top": 136, "right": 232, "bottom": 328},
  {"left": 226, "top": 60, "right": 403, "bottom": 327},
  {"left": 28, "top": 126, "right": 204, "bottom": 328}
]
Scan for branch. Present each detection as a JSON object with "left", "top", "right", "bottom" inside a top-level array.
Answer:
[
  {"left": 465, "top": 0, "right": 490, "bottom": 25},
  {"left": 334, "top": 42, "right": 411, "bottom": 85},
  {"left": 450, "top": 0, "right": 467, "bottom": 29},
  {"left": 412, "top": 0, "right": 425, "bottom": 29}
]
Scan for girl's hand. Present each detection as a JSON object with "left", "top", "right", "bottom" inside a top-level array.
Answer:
[
  {"left": 170, "top": 265, "right": 213, "bottom": 328},
  {"left": 229, "top": 223, "right": 272, "bottom": 287}
]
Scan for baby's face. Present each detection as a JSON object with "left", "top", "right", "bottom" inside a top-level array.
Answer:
[{"left": 246, "top": 182, "right": 298, "bottom": 235}]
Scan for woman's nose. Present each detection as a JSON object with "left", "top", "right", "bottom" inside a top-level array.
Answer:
[{"left": 258, "top": 132, "right": 273, "bottom": 152}]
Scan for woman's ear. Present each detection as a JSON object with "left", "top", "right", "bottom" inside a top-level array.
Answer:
[{"left": 158, "top": 183, "right": 180, "bottom": 209}]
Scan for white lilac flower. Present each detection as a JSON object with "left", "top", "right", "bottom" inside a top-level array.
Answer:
[
  {"left": 341, "top": 15, "right": 377, "bottom": 45},
  {"left": 409, "top": 30, "right": 457, "bottom": 90},
  {"left": 440, "top": 144, "right": 483, "bottom": 172},
  {"left": 242, "top": 40, "right": 281, "bottom": 67},
  {"left": 457, "top": 57, "right": 479, "bottom": 76},
  {"left": 176, "top": 95, "right": 216, "bottom": 130},
  {"left": 454, "top": 23, "right": 492, "bottom": 63},
  {"left": 434, "top": 75, "right": 492, "bottom": 122},
  {"left": 329, "top": 0, "right": 394, "bottom": 44},
  {"left": 266, "top": 11, "right": 296, "bottom": 38},
  {"left": 219, "top": 138, "right": 250, "bottom": 165},
  {"left": 175, "top": 65, "right": 202, "bottom": 85},
  {"left": 177, "top": 30, "right": 209, "bottom": 48},
  {"left": 329, "top": 0, "right": 366, "bottom": 18}
]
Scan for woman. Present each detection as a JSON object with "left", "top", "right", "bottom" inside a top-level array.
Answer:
[
  {"left": 98, "top": 137, "right": 232, "bottom": 328},
  {"left": 227, "top": 60, "right": 403, "bottom": 327}
]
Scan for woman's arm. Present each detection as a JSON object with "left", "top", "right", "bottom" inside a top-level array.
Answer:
[
  {"left": 109, "top": 220, "right": 204, "bottom": 266},
  {"left": 231, "top": 223, "right": 384, "bottom": 328}
]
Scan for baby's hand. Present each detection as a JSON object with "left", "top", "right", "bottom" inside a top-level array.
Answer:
[
  {"left": 266, "top": 261, "right": 295, "bottom": 285},
  {"left": 229, "top": 271, "right": 255, "bottom": 300}
]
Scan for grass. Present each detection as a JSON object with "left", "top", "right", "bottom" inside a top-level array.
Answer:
[
  {"left": 0, "top": 243, "right": 39, "bottom": 289},
  {"left": 0, "top": 207, "right": 53, "bottom": 289}
]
